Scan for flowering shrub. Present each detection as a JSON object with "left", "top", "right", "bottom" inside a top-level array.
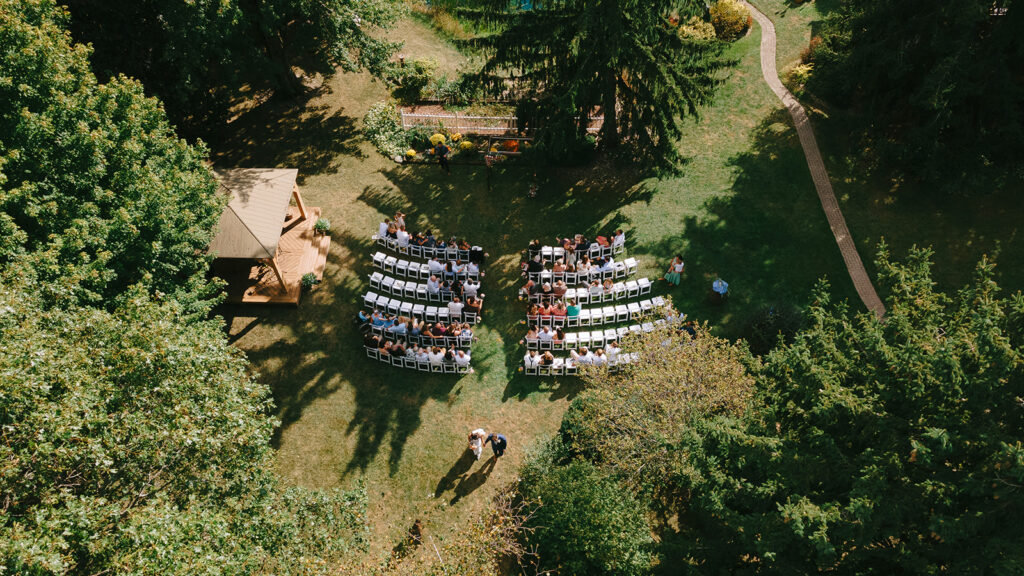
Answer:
[
  {"left": 710, "top": 0, "right": 751, "bottom": 41},
  {"left": 459, "top": 139, "right": 474, "bottom": 151},
  {"left": 430, "top": 133, "right": 446, "bottom": 146},
  {"left": 451, "top": 132, "right": 462, "bottom": 142},
  {"left": 678, "top": 15, "right": 717, "bottom": 41},
  {"left": 406, "top": 149, "right": 417, "bottom": 158}
]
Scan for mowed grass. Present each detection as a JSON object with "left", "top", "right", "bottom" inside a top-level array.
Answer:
[{"left": 207, "top": 0, "right": 907, "bottom": 564}]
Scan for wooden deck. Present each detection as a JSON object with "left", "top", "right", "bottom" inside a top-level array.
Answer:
[{"left": 213, "top": 206, "right": 330, "bottom": 305}]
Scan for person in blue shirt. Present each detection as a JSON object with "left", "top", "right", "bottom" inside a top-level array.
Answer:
[{"left": 484, "top": 433, "right": 507, "bottom": 458}]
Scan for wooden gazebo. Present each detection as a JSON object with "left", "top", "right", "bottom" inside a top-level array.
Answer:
[{"left": 209, "top": 168, "right": 329, "bottom": 305}]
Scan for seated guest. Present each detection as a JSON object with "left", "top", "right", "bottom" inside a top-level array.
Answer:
[
  {"left": 391, "top": 341, "right": 407, "bottom": 356},
  {"left": 371, "top": 309, "right": 388, "bottom": 327},
  {"left": 466, "top": 260, "right": 481, "bottom": 277},
  {"left": 612, "top": 229, "right": 625, "bottom": 248},
  {"left": 550, "top": 302, "right": 567, "bottom": 318},
  {"left": 541, "top": 351, "right": 555, "bottom": 366},
  {"left": 409, "top": 318, "right": 424, "bottom": 337},
  {"left": 592, "top": 349, "right": 608, "bottom": 366},
  {"left": 538, "top": 326, "right": 554, "bottom": 343},
  {"left": 464, "top": 278, "right": 481, "bottom": 299},
  {"left": 469, "top": 246, "right": 487, "bottom": 266},
  {"left": 364, "top": 333, "right": 381, "bottom": 348},
  {"left": 464, "top": 296, "right": 483, "bottom": 317},
  {"left": 388, "top": 318, "right": 408, "bottom": 335},
  {"left": 386, "top": 221, "right": 398, "bottom": 239},
  {"left": 457, "top": 323, "right": 474, "bottom": 341},
  {"left": 589, "top": 280, "right": 603, "bottom": 298},
  {"left": 571, "top": 347, "right": 595, "bottom": 364},
  {"left": 527, "top": 303, "right": 542, "bottom": 319},
  {"left": 565, "top": 246, "right": 577, "bottom": 267},
  {"left": 553, "top": 280, "right": 568, "bottom": 298},
  {"left": 519, "top": 279, "right": 537, "bottom": 300},
  {"left": 454, "top": 349, "right": 472, "bottom": 368},
  {"left": 599, "top": 257, "right": 615, "bottom": 273},
  {"left": 422, "top": 230, "right": 437, "bottom": 248},
  {"left": 356, "top": 309, "right": 371, "bottom": 326},
  {"left": 603, "top": 278, "right": 614, "bottom": 294},
  {"left": 396, "top": 227, "right": 410, "bottom": 247},
  {"left": 574, "top": 234, "right": 589, "bottom": 252},
  {"left": 426, "top": 275, "right": 441, "bottom": 295},
  {"left": 526, "top": 255, "right": 544, "bottom": 274},
  {"left": 522, "top": 326, "right": 539, "bottom": 343},
  {"left": 450, "top": 279, "right": 464, "bottom": 299},
  {"left": 566, "top": 300, "right": 581, "bottom": 317},
  {"left": 553, "top": 328, "right": 565, "bottom": 344},
  {"left": 527, "top": 239, "right": 542, "bottom": 260},
  {"left": 448, "top": 297, "right": 464, "bottom": 318},
  {"left": 415, "top": 346, "right": 430, "bottom": 363},
  {"left": 537, "top": 303, "right": 553, "bottom": 318},
  {"left": 430, "top": 323, "right": 448, "bottom": 338},
  {"left": 378, "top": 218, "right": 390, "bottom": 239},
  {"left": 427, "top": 346, "right": 446, "bottom": 365},
  {"left": 606, "top": 340, "right": 621, "bottom": 363},
  {"left": 553, "top": 259, "right": 566, "bottom": 274},
  {"left": 540, "top": 282, "right": 554, "bottom": 299},
  {"left": 523, "top": 350, "right": 541, "bottom": 368},
  {"left": 428, "top": 256, "right": 444, "bottom": 275}
]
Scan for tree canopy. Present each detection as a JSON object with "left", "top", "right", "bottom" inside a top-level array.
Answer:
[
  {"left": 461, "top": 0, "right": 726, "bottom": 169},
  {"left": 0, "top": 270, "right": 368, "bottom": 575},
  {"left": 548, "top": 249, "right": 1024, "bottom": 574},
  {"left": 0, "top": 0, "right": 224, "bottom": 314},
  {"left": 62, "top": 0, "right": 402, "bottom": 130},
  {"left": 808, "top": 0, "right": 1024, "bottom": 191}
]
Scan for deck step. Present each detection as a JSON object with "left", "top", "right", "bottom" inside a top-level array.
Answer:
[{"left": 312, "top": 234, "right": 330, "bottom": 281}]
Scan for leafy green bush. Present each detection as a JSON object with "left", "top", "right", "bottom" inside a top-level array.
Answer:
[
  {"left": 391, "top": 58, "right": 437, "bottom": 103},
  {"left": 406, "top": 125, "right": 435, "bottom": 150},
  {"left": 301, "top": 272, "right": 320, "bottom": 289},
  {"left": 363, "top": 101, "right": 409, "bottom": 158},
  {"left": 518, "top": 457, "right": 653, "bottom": 576},
  {"left": 784, "top": 63, "right": 814, "bottom": 97},
  {"left": 678, "top": 15, "right": 717, "bottom": 41},
  {"left": 428, "top": 74, "right": 477, "bottom": 107},
  {"left": 710, "top": 0, "right": 751, "bottom": 41}
]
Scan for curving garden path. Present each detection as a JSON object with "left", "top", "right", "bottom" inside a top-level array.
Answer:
[{"left": 742, "top": 1, "right": 886, "bottom": 318}]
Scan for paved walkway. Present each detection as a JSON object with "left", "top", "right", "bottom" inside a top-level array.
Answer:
[{"left": 742, "top": 2, "right": 886, "bottom": 318}]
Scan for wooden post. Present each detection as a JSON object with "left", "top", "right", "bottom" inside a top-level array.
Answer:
[
  {"left": 265, "top": 257, "right": 289, "bottom": 294},
  {"left": 291, "top": 184, "right": 308, "bottom": 221}
]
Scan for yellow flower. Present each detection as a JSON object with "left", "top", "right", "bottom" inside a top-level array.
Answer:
[
  {"left": 459, "top": 140, "right": 474, "bottom": 151},
  {"left": 451, "top": 133, "right": 462, "bottom": 142},
  {"left": 405, "top": 149, "right": 417, "bottom": 158},
  {"left": 430, "top": 133, "right": 446, "bottom": 146},
  {"left": 489, "top": 147, "right": 498, "bottom": 153}
]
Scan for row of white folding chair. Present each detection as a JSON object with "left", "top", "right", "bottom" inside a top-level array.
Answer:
[
  {"left": 373, "top": 234, "right": 478, "bottom": 262},
  {"left": 527, "top": 297, "right": 666, "bottom": 328},
  {"left": 529, "top": 277, "right": 651, "bottom": 305},
  {"left": 363, "top": 291, "right": 479, "bottom": 324},
  {"left": 365, "top": 346, "right": 472, "bottom": 373},
  {"left": 528, "top": 258, "right": 637, "bottom": 283},
  {"left": 522, "top": 353, "right": 639, "bottom": 376},
  {"left": 534, "top": 242, "right": 624, "bottom": 262},
  {"left": 372, "top": 252, "right": 479, "bottom": 281},
  {"left": 525, "top": 320, "right": 667, "bottom": 351},
  {"left": 369, "top": 272, "right": 459, "bottom": 303},
  {"left": 371, "top": 325, "right": 475, "bottom": 349}
]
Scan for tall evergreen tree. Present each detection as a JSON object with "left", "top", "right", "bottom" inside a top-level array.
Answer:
[{"left": 462, "top": 0, "right": 726, "bottom": 169}]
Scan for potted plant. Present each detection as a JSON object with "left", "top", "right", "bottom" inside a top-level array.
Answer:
[
  {"left": 314, "top": 217, "right": 331, "bottom": 235},
  {"left": 301, "top": 272, "right": 320, "bottom": 290}
]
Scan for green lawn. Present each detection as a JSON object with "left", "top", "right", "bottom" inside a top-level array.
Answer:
[{"left": 205, "top": 0, "right": 1021, "bottom": 566}]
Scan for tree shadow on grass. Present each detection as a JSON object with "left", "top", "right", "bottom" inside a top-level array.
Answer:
[
  {"left": 206, "top": 85, "right": 365, "bottom": 182},
  {"left": 632, "top": 108, "right": 858, "bottom": 341}
]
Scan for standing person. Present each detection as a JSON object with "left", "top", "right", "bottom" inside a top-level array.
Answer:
[
  {"left": 484, "top": 432, "right": 507, "bottom": 459},
  {"left": 663, "top": 255, "right": 684, "bottom": 286},
  {"left": 435, "top": 140, "right": 451, "bottom": 174},
  {"left": 712, "top": 276, "right": 729, "bottom": 303},
  {"left": 468, "top": 428, "right": 486, "bottom": 460}
]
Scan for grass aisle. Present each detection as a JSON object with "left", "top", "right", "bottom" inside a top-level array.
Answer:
[{"left": 211, "top": 3, "right": 861, "bottom": 563}]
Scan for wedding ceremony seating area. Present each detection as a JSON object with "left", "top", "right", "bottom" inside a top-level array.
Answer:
[{"left": 361, "top": 216, "right": 487, "bottom": 373}]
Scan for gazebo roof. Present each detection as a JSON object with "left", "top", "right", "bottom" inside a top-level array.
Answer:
[{"left": 209, "top": 168, "right": 298, "bottom": 259}]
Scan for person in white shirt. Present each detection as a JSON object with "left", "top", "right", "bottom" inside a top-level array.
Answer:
[
  {"left": 612, "top": 229, "right": 625, "bottom": 248},
  {"left": 415, "top": 347, "right": 430, "bottom": 363},
  {"left": 599, "top": 257, "right": 615, "bottom": 273},
  {"left": 606, "top": 341, "right": 620, "bottom": 363},
  {"left": 592, "top": 349, "right": 607, "bottom": 366},
  {"left": 454, "top": 349, "right": 471, "bottom": 368},
  {"left": 468, "top": 428, "right": 486, "bottom": 459},
  {"left": 538, "top": 326, "right": 554, "bottom": 342},
  {"left": 447, "top": 297, "right": 464, "bottom": 318},
  {"left": 428, "top": 257, "right": 444, "bottom": 274},
  {"left": 378, "top": 218, "right": 390, "bottom": 239},
  {"left": 463, "top": 278, "right": 480, "bottom": 299},
  {"left": 427, "top": 346, "right": 446, "bottom": 365},
  {"left": 571, "top": 347, "right": 594, "bottom": 364},
  {"left": 426, "top": 275, "right": 440, "bottom": 295},
  {"left": 466, "top": 261, "right": 480, "bottom": 276},
  {"left": 523, "top": 350, "right": 541, "bottom": 368},
  {"left": 396, "top": 228, "right": 410, "bottom": 247}
]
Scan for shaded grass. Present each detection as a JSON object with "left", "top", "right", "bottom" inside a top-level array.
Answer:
[{"left": 206, "top": 3, "right": 902, "bottom": 566}]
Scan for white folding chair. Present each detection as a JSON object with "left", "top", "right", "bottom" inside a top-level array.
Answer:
[
  {"left": 412, "top": 303, "right": 425, "bottom": 318},
  {"left": 625, "top": 257, "right": 638, "bottom": 276},
  {"left": 383, "top": 256, "right": 397, "bottom": 273},
  {"left": 370, "top": 272, "right": 383, "bottom": 289},
  {"left": 613, "top": 261, "right": 627, "bottom": 279},
  {"left": 400, "top": 301, "right": 413, "bottom": 316},
  {"left": 601, "top": 306, "right": 616, "bottom": 325},
  {"left": 627, "top": 302, "right": 642, "bottom": 319},
  {"left": 638, "top": 277, "right": 652, "bottom": 295},
  {"left": 365, "top": 347, "right": 378, "bottom": 360},
  {"left": 565, "top": 332, "right": 579, "bottom": 349},
  {"left": 615, "top": 305, "right": 629, "bottom": 322},
  {"left": 425, "top": 307, "right": 438, "bottom": 322},
  {"left": 625, "top": 280, "right": 639, "bottom": 298},
  {"left": 363, "top": 291, "right": 378, "bottom": 308},
  {"left": 372, "top": 252, "right": 386, "bottom": 268},
  {"left": 387, "top": 299, "right": 401, "bottom": 315}
]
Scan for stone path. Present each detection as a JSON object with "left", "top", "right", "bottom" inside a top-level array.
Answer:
[{"left": 742, "top": 2, "right": 886, "bottom": 318}]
